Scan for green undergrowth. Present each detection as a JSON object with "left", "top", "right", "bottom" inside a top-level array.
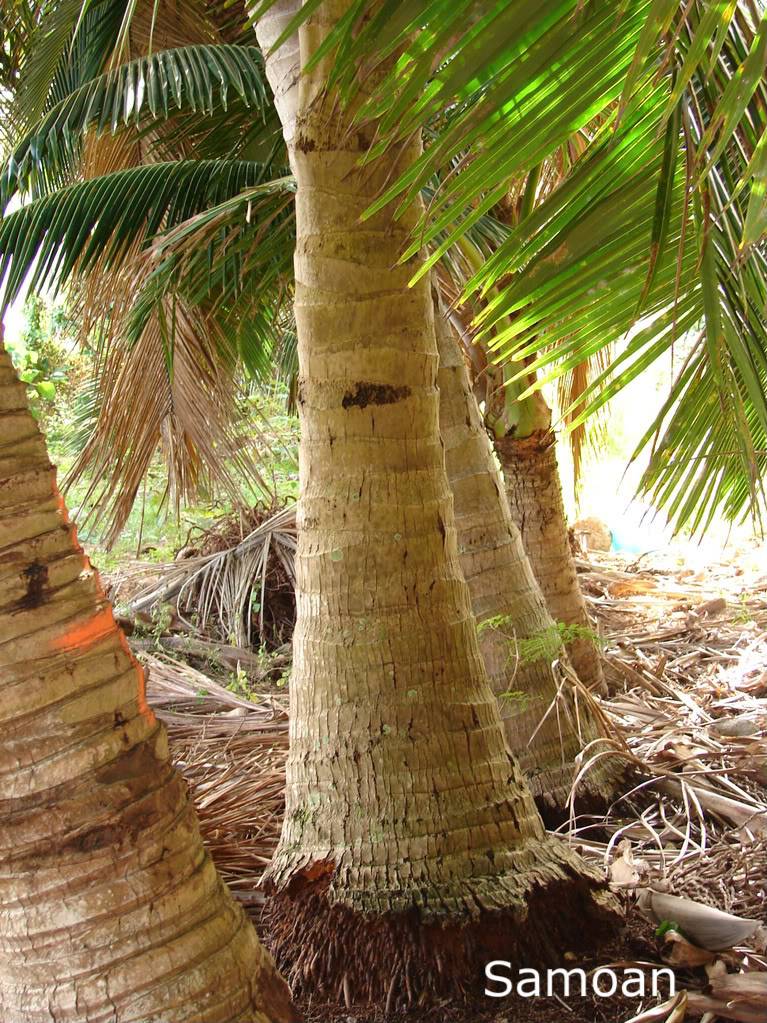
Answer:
[{"left": 478, "top": 615, "right": 603, "bottom": 667}]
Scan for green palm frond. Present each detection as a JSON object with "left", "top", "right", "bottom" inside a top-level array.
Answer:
[
  {"left": 10, "top": 0, "right": 233, "bottom": 136},
  {"left": 10, "top": 0, "right": 124, "bottom": 132},
  {"left": 2, "top": 44, "right": 273, "bottom": 207},
  {"left": 253, "top": 1, "right": 766, "bottom": 251},
  {"left": 250, "top": 0, "right": 767, "bottom": 533},
  {"left": 0, "top": 159, "right": 291, "bottom": 310},
  {"left": 635, "top": 342, "right": 767, "bottom": 534},
  {"left": 473, "top": 73, "right": 767, "bottom": 532},
  {"left": 124, "top": 182, "right": 296, "bottom": 378}
]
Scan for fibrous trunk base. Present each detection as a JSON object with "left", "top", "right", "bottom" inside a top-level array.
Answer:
[{"left": 265, "top": 873, "right": 618, "bottom": 1010}]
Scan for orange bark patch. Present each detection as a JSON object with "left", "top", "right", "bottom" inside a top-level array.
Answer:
[
  {"left": 52, "top": 606, "right": 116, "bottom": 654},
  {"left": 132, "top": 658, "right": 154, "bottom": 723},
  {"left": 54, "top": 489, "right": 70, "bottom": 523},
  {"left": 50, "top": 475, "right": 155, "bottom": 723},
  {"left": 53, "top": 481, "right": 90, "bottom": 570},
  {"left": 294, "top": 859, "right": 336, "bottom": 888}
]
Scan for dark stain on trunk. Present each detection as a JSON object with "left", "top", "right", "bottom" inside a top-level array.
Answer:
[
  {"left": 437, "top": 514, "right": 446, "bottom": 542},
  {"left": 14, "top": 562, "right": 49, "bottom": 611},
  {"left": 95, "top": 741, "right": 161, "bottom": 786},
  {"left": 342, "top": 382, "right": 411, "bottom": 410}
]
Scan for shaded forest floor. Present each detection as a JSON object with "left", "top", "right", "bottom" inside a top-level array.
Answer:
[{"left": 108, "top": 529, "right": 767, "bottom": 1022}]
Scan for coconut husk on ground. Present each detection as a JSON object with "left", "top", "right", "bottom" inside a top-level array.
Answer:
[{"left": 126, "top": 515, "right": 766, "bottom": 1023}]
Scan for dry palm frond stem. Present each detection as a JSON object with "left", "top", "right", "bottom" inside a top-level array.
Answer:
[{"left": 126, "top": 502, "right": 297, "bottom": 648}]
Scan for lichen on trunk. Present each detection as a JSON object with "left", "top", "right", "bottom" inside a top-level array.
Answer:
[
  {"left": 259, "top": 1, "right": 620, "bottom": 1007},
  {"left": 0, "top": 340, "right": 296, "bottom": 1023}
]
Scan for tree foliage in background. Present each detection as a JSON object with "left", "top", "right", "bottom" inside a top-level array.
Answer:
[{"left": 5, "top": 296, "right": 77, "bottom": 423}]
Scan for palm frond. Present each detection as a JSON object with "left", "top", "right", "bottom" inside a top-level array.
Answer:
[
  {"left": 2, "top": 44, "right": 272, "bottom": 207},
  {"left": 126, "top": 180, "right": 296, "bottom": 376},
  {"left": 2, "top": 0, "right": 294, "bottom": 545},
  {"left": 254, "top": 0, "right": 766, "bottom": 250},
  {"left": 0, "top": 159, "right": 289, "bottom": 311},
  {"left": 474, "top": 76, "right": 767, "bottom": 532},
  {"left": 10, "top": 0, "right": 231, "bottom": 131},
  {"left": 10, "top": 0, "right": 123, "bottom": 132},
  {"left": 634, "top": 342, "right": 767, "bottom": 535},
  {"left": 128, "top": 503, "right": 297, "bottom": 648},
  {"left": 58, "top": 173, "right": 295, "bottom": 542},
  {"left": 66, "top": 292, "right": 274, "bottom": 546}
]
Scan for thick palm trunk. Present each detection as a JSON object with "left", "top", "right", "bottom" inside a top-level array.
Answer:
[
  {"left": 435, "top": 302, "right": 614, "bottom": 809},
  {"left": 260, "top": 2, "right": 617, "bottom": 1007},
  {"left": 496, "top": 427, "right": 605, "bottom": 694},
  {"left": 0, "top": 340, "right": 297, "bottom": 1023}
]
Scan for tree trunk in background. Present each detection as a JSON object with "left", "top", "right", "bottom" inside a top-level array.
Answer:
[
  {"left": 496, "top": 427, "right": 605, "bottom": 695},
  {"left": 0, "top": 339, "right": 297, "bottom": 1023},
  {"left": 435, "top": 300, "right": 615, "bottom": 809},
  {"left": 260, "top": 2, "right": 618, "bottom": 1008}
]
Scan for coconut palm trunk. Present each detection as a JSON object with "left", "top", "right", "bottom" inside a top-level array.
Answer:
[
  {"left": 257, "top": 1, "right": 618, "bottom": 1006},
  {"left": 459, "top": 235, "right": 606, "bottom": 696},
  {"left": 495, "top": 412, "right": 605, "bottom": 694},
  {"left": 0, "top": 337, "right": 297, "bottom": 1023},
  {"left": 434, "top": 299, "right": 614, "bottom": 808}
]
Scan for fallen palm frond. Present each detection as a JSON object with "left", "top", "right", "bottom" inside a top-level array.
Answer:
[
  {"left": 127, "top": 502, "right": 297, "bottom": 648},
  {"left": 557, "top": 547, "right": 767, "bottom": 1019},
  {"left": 134, "top": 633, "right": 290, "bottom": 679},
  {"left": 144, "top": 651, "right": 287, "bottom": 908}
]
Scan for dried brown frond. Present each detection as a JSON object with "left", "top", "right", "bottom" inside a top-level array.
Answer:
[
  {"left": 566, "top": 548, "right": 767, "bottom": 973},
  {"left": 111, "top": 0, "right": 221, "bottom": 67},
  {"left": 66, "top": 293, "right": 271, "bottom": 546},
  {"left": 124, "top": 541, "right": 767, "bottom": 1014},
  {"left": 128, "top": 503, "right": 297, "bottom": 647},
  {"left": 145, "top": 651, "right": 288, "bottom": 909}
]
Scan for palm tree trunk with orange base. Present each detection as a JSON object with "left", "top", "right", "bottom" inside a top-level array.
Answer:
[{"left": 0, "top": 336, "right": 297, "bottom": 1023}]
